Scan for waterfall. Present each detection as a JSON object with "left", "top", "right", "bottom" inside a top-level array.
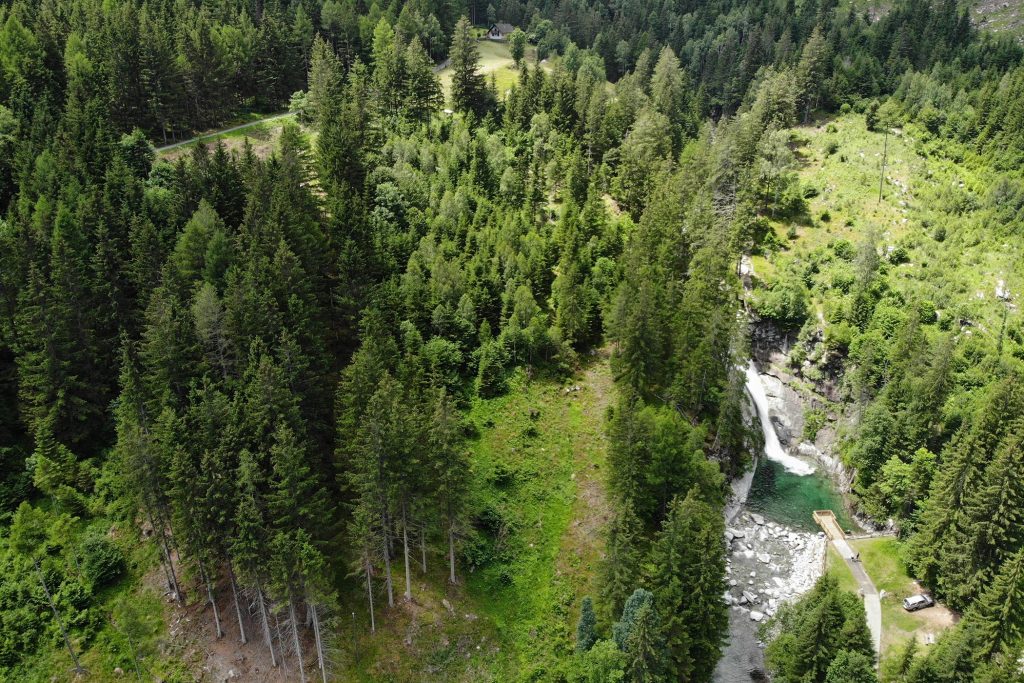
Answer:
[{"left": 744, "top": 361, "right": 815, "bottom": 476}]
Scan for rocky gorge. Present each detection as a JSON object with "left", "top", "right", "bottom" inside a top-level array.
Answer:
[{"left": 714, "top": 317, "right": 858, "bottom": 682}]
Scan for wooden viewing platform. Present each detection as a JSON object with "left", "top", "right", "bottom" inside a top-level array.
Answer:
[{"left": 813, "top": 509, "right": 846, "bottom": 541}]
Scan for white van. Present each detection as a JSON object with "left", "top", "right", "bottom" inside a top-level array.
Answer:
[{"left": 902, "top": 594, "right": 934, "bottom": 612}]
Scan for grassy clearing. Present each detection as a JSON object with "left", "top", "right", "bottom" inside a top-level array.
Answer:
[
  {"left": 338, "top": 357, "right": 613, "bottom": 681},
  {"left": 849, "top": 538, "right": 956, "bottom": 668},
  {"left": 437, "top": 40, "right": 544, "bottom": 104}
]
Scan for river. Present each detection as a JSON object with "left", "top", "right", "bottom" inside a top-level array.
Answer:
[{"left": 713, "top": 362, "right": 854, "bottom": 682}]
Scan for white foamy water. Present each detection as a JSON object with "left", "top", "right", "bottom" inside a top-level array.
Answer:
[{"left": 743, "top": 362, "right": 816, "bottom": 476}]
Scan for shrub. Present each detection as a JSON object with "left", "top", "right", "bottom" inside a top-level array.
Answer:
[
  {"left": 476, "top": 339, "right": 508, "bottom": 398},
  {"left": 887, "top": 244, "right": 908, "bottom": 264},
  {"left": 865, "top": 99, "right": 880, "bottom": 131},
  {"left": 832, "top": 239, "right": 855, "bottom": 261},
  {"left": 803, "top": 409, "right": 828, "bottom": 441},
  {"left": 751, "top": 275, "right": 810, "bottom": 330},
  {"left": 824, "top": 140, "right": 839, "bottom": 156},
  {"left": 80, "top": 533, "right": 126, "bottom": 589}
]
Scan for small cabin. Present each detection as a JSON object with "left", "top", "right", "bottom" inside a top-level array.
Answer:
[{"left": 487, "top": 22, "right": 515, "bottom": 40}]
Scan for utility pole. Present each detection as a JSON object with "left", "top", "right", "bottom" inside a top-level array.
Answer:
[{"left": 878, "top": 127, "right": 889, "bottom": 204}]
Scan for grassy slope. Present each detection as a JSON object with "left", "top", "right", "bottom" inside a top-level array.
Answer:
[
  {"left": 825, "top": 543, "right": 859, "bottom": 594},
  {"left": 337, "top": 357, "right": 613, "bottom": 681},
  {"left": 760, "top": 113, "right": 1002, "bottom": 669},
  {"left": 19, "top": 356, "right": 613, "bottom": 682},
  {"left": 9, "top": 521, "right": 193, "bottom": 683},
  {"left": 760, "top": 112, "right": 1020, "bottom": 354}
]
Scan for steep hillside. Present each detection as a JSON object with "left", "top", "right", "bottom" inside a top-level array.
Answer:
[{"left": 336, "top": 360, "right": 614, "bottom": 681}]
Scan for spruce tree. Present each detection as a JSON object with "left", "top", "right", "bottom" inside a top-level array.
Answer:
[
  {"left": 449, "top": 17, "right": 485, "bottom": 115},
  {"left": 600, "top": 503, "right": 646, "bottom": 619},
  {"left": 576, "top": 596, "right": 598, "bottom": 652},
  {"left": 649, "top": 491, "right": 727, "bottom": 682},
  {"left": 972, "top": 547, "right": 1024, "bottom": 659},
  {"left": 231, "top": 449, "right": 278, "bottom": 666},
  {"left": 351, "top": 373, "right": 407, "bottom": 607},
  {"left": 371, "top": 19, "right": 403, "bottom": 119},
  {"left": 613, "top": 588, "right": 655, "bottom": 650},
  {"left": 428, "top": 389, "right": 469, "bottom": 584},
  {"left": 824, "top": 650, "right": 878, "bottom": 683},
  {"left": 306, "top": 35, "right": 344, "bottom": 128},
  {"left": 403, "top": 38, "right": 443, "bottom": 122},
  {"left": 625, "top": 600, "right": 668, "bottom": 683}
]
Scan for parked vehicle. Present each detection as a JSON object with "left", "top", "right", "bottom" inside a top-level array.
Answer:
[{"left": 903, "top": 594, "right": 935, "bottom": 612}]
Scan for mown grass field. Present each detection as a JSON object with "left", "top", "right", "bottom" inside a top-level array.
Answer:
[
  {"left": 825, "top": 543, "right": 859, "bottom": 594},
  {"left": 437, "top": 39, "right": 544, "bottom": 104},
  {"left": 336, "top": 357, "right": 613, "bottom": 681}
]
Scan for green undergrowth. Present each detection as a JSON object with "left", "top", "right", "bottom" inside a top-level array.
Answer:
[
  {"left": 3, "top": 512, "right": 190, "bottom": 683},
  {"left": 338, "top": 358, "right": 613, "bottom": 681}
]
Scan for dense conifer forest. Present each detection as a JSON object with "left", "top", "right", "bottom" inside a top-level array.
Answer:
[{"left": 0, "top": 0, "right": 1023, "bottom": 680}]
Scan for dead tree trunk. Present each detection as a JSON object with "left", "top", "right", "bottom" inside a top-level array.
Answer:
[
  {"left": 34, "top": 559, "right": 85, "bottom": 674},
  {"left": 311, "top": 603, "right": 327, "bottom": 683},
  {"left": 200, "top": 562, "right": 224, "bottom": 638},
  {"left": 146, "top": 507, "right": 175, "bottom": 596},
  {"left": 152, "top": 505, "right": 184, "bottom": 605},
  {"left": 365, "top": 556, "right": 376, "bottom": 633},
  {"left": 382, "top": 514, "right": 395, "bottom": 607},
  {"left": 227, "top": 560, "right": 247, "bottom": 644},
  {"left": 402, "top": 501, "right": 413, "bottom": 602},
  {"left": 274, "top": 607, "right": 288, "bottom": 669},
  {"left": 420, "top": 524, "right": 427, "bottom": 573},
  {"left": 448, "top": 523, "right": 457, "bottom": 585},
  {"left": 256, "top": 582, "right": 278, "bottom": 667},
  {"left": 161, "top": 530, "right": 182, "bottom": 604},
  {"left": 288, "top": 596, "right": 307, "bottom": 683}
]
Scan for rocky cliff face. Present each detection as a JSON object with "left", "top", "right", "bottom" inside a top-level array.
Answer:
[{"left": 748, "top": 319, "right": 854, "bottom": 491}]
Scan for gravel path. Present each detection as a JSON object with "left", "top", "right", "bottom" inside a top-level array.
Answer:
[
  {"left": 155, "top": 113, "right": 292, "bottom": 153},
  {"left": 832, "top": 538, "right": 882, "bottom": 656}
]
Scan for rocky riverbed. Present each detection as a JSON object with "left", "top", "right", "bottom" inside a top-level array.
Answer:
[
  {"left": 724, "top": 513, "right": 827, "bottom": 623},
  {"left": 715, "top": 504, "right": 829, "bottom": 682}
]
